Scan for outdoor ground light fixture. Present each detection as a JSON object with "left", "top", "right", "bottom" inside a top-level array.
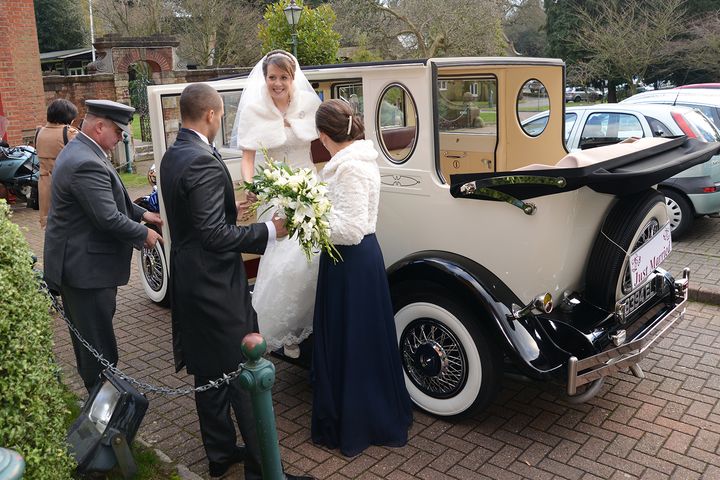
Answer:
[
  {"left": 66, "top": 370, "right": 148, "bottom": 479},
  {"left": 283, "top": 0, "right": 303, "bottom": 58}
]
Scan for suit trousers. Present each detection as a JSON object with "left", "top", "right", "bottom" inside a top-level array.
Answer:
[
  {"left": 194, "top": 375, "right": 263, "bottom": 479},
  {"left": 60, "top": 285, "right": 118, "bottom": 392}
]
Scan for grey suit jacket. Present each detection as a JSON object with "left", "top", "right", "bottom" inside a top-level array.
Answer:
[{"left": 44, "top": 133, "right": 147, "bottom": 290}]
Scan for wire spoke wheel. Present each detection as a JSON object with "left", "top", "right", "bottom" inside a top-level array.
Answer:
[{"left": 400, "top": 318, "right": 468, "bottom": 398}]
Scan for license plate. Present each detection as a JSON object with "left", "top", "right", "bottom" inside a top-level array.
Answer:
[{"left": 618, "top": 280, "right": 656, "bottom": 318}]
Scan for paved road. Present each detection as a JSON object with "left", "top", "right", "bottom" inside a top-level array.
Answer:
[{"left": 9, "top": 195, "right": 720, "bottom": 479}]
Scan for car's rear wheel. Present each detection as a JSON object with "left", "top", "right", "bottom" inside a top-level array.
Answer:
[
  {"left": 137, "top": 224, "right": 169, "bottom": 307},
  {"left": 574, "top": 95, "right": 582, "bottom": 102},
  {"left": 393, "top": 282, "right": 501, "bottom": 418},
  {"left": 661, "top": 188, "right": 693, "bottom": 238},
  {"left": 586, "top": 190, "right": 669, "bottom": 309}
]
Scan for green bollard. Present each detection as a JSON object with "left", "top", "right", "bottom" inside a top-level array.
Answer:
[
  {"left": 123, "top": 132, "right": 133, "bottom": 173},
  {"left": 238, "top": 333, "right": 284, "bottom": 480},
  {"left": 0, "top": 448, "right": 25, "bottom": 479}
]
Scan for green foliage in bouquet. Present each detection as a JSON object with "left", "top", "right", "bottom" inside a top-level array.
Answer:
[
  {"left": 243, "top": 153, "right": 341, "bottom": 262},
  {"left": 0, "top": 200, "right": 76, "bottom": 479}
]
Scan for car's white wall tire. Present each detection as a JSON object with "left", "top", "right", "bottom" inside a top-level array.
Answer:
[
  {"left": 137, "top": 225, "right": 169, "bottom": 307},
  {"left": 393, "top": 284, "right": 500, "bottom": 418}
]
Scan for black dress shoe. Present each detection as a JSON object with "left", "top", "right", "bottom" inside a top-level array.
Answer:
[
  {"left": 285, "top": 475, "right": 314, "bottom": 480},
  {"left": 209, "top": 446, "right": 246, "bottom": 477}
]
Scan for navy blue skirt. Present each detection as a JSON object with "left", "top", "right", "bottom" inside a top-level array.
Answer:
[{"left": 311, "top": 234, "right": 413, "bottom": 457}]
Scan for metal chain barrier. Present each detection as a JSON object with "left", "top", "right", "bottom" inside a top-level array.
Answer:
[{"left": 39, "top": 279, "right": 244, "bottom": 396}]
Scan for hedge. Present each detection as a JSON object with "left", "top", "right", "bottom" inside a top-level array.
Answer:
[{"left": 0, "top": 200, "right": 76, "bottom": 478}]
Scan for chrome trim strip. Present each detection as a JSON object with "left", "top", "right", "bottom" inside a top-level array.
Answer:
[{"left": 567, "top": 269, "right": 689, "bottom": 395}]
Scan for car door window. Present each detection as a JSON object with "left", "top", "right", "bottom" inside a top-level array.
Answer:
[
  {"left": 377, "top": 83, "right": 418, "bottom": 164},
  {"left": 522, "top": 116, "right": 548, "bottom": 137},
  {"left": 579, "top": 113, "right": 643, "bottom": 149},
  {"left": 645, "top": 116, "right": 673, "bottom": 137},
  {"left": 334, "top": 82, "right": 363, "bottom": 119},
  {"left": 564, "top": 113, "right": 577, "bottom": 142},
  {"left": 436, "top": 75, "right": 498, "bottom": 180},
  {"left": 679, "top": 103, "right": 720, "bottom": 128}
]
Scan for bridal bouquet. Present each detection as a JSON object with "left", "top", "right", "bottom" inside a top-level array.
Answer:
[{"left": 243, "top": 151, "right": 341, "bottom": 262}]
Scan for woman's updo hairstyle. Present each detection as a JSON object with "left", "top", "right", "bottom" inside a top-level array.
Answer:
[
  {"left": 315, "top": 99, "right": 364, "bottom": 143},
  {"left": 262, "top": 50, "right": 296, "bottom": 79}
]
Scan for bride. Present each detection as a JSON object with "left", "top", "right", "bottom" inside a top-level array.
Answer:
[{"left": 232, "top": 50, "right": 322, "bottom": 358}]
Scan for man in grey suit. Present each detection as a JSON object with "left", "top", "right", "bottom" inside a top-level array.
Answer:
[{"left": 44, "top": 99, "right": 163, "bottom": 393}]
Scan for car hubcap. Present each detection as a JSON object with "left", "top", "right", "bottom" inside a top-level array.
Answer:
[
  {"left": 665, "top": 197, "right": 682, "bottom": 231},
  {"left": 141, "top": 246, "right": 164, "bottom": 292},
  {"left": 400, "top": 318, "right": 468, "bottom": 398}
]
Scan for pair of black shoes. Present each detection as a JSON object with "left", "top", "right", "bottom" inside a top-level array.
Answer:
[{"left": 208, "top": 446, "right": 313, "bottom": 479}]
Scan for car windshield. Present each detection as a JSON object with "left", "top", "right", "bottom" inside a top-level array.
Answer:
[{"left": 685, "top": 110, "right": 720, "bottom": 143}]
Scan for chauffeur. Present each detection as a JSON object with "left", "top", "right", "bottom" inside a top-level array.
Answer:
[{"left": 44, "top": 99, "right": 163, "bottom": 393}]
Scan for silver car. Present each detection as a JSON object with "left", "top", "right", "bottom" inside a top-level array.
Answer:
[
  {"left": 622, "top": 88, "right": 720, "bottom": 129},
  {"left": 523, "top": 104, "right": 720, "bottom": 237}
]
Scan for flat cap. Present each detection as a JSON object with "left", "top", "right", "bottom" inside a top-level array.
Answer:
[{"left": 86, "top": 99, "right": 135, "bottom": 135}]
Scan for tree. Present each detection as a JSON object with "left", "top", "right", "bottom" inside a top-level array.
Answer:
[
  {"left": 175, "top": 0, "right": 264, "bottom": 67},
  {"left": 568, "top": 0, "right": 686, "bottom": 101},
  {"left": 93, "top": 0, "right": 171, "bottom": 37},
  {"left": 349, "top": 0, "right": 508, "bottom": 59},
  {"left": 504, "top": 0, "right": 547, "bottom": 57},
  {"left": 330, "top": 0, "right": 403, "bottom": 60},
  {"left": 670, "top": 11, "right": 720, "bottom": 84},
  {"left": 34, "top": 0, "right": 88, "bottom": 52},
  {"left": 258, "top": 0, "right": 341, "bottom": 65}
]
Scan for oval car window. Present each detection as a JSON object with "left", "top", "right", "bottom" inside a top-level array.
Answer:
[
  {"left": 376, "top": 84, "right": 418, "bottom": 163},
  {"left": 518, "top": 79, "right": 549, "bottom": 137}
]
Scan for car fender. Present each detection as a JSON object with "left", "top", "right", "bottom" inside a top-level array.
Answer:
[{"left": 387, "top": 250, "right": 575, "bottom": 378}]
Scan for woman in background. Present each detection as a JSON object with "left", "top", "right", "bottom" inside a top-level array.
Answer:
[
  {"left": 311, "top": 99, "right": 413, "bottom": 457},
  {"left": 36, "top": 98, "right": 78, "bottom": 227}
]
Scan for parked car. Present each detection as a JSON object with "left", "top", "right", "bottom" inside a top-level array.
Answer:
[
  {"left": 565, "top": 86, "right": 603, "bottom": 103},
  {"left": 523, "top": 104, "right": 720, "bottom": 238},
  {"left": 622, "top": 88, "right": 720, "bottom": 129},
  {"left": 676, "top": 83, "right": 720, "bottom": 89},
  {"left": 147, "top": 58, "right": 717, "bottom": 417}
]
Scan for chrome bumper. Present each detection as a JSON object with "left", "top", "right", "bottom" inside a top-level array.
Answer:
[{"left": 566, "top": 268, "right": 690, "bottom": 396}]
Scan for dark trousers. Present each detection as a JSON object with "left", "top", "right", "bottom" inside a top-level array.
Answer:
[
  {"left": 60, "top": 285, "right": 118, "bottom": 393},
  {"left": 194, "top": 375, "right": 263, "bottom": 479}
]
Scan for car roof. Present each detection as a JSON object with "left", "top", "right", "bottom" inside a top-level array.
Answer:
[
  {"left": 622, "top": 88, "right": 720, "bottom": 106},
  {"left": 676, "top": 83, "right": 720, "bottom": 89},
  {"left": 522, "top": 103, "right": 696, "bottom": 124}
]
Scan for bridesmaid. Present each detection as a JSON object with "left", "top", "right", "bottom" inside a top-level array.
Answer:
[{"left": 311, "top": 99, "right": 413, "bottom": 457}]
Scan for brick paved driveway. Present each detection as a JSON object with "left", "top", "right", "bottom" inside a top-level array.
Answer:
[{"left": 10, "top": 197, "right": 720, "bottom": 479}]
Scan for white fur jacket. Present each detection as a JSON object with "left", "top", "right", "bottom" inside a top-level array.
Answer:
[
  {"left": 234, "top": 86, "right": 320, "bottom": 151},
  {"left": 321, "top": 140, "right": 381, "bottom": 246}
]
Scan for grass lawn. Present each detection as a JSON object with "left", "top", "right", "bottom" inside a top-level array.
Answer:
[
  {"left": 131, "top": 114, "right": 142, "bottom": 140},
  {"left": 119, "top": 170, "right": 150, "bottom": 189}
]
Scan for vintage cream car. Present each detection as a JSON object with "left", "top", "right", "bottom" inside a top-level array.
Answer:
[{"left": 145, "top": 58, "right": 718, "bottom": 417}]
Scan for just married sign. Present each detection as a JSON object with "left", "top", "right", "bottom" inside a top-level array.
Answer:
[{"left": 629, "top": 223, "right": 673, "bottom": 288}]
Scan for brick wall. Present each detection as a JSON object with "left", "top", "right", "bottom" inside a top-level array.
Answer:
[
  {"left": 43, "top": 74, "right": 117, "bottom": 120},
  {"left": 0, "top": 0, "right": 47, "bottom": 145}
]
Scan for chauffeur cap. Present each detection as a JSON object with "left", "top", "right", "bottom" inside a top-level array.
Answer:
[{"left": 85, "top": 99, "right": 135, "bottom": 136}]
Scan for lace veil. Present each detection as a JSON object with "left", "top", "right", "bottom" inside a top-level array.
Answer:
[{"left": 230, "top": 51, "right": 317, "bottom": 149}]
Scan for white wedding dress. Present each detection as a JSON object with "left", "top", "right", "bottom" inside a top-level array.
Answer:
[
  {"left": 232, "top": 53, "right": 322, "bottom": 352},
  {"left": 252, "top": 126, "right": 320, "bottom": 350}
]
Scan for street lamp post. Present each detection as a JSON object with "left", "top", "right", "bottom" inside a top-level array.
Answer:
[{"left": 283, "top": 0, "right": 303, "bottom": 59}]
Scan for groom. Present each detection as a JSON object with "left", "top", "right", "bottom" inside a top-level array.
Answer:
[{"left": 160, "top": 83, "right": 310, "bottom": 480}]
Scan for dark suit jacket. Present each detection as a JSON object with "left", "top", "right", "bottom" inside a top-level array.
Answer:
[
  {"left": 44, "top": 133, "right": 147, "bottom": 291},
  {"left": 160, "top": 128, "right": 269, "bottom": 376}
]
